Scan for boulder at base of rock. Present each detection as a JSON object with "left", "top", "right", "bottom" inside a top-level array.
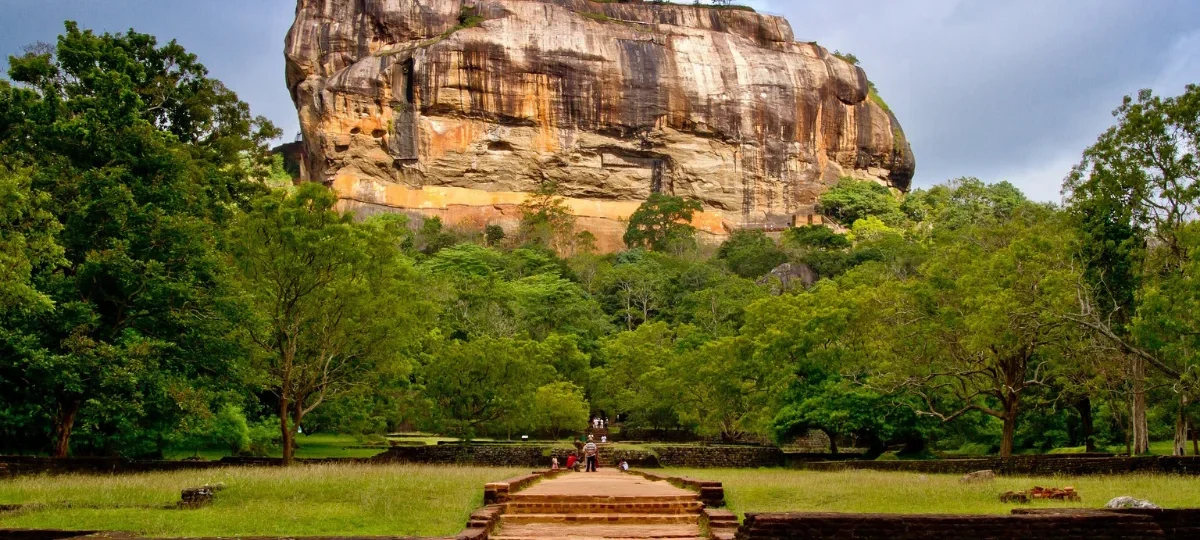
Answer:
[
  {"left": 961, "top": 470, "right": 997, "bottom": 484},
  {"left": 1105, "top": 496, "right": 1160, "bottom": 510}
]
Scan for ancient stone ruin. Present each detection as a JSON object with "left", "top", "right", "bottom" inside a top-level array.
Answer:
[{"left": 285, "top": 0, "right": 915, "bottom": 251}]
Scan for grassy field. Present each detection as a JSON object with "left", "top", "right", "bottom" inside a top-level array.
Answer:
[
  {"left": 0, "top": 464, "right": 525, "bottom": 537},
  {"left": 669, "top": 468, "right": 1200, "bottom": 516}
]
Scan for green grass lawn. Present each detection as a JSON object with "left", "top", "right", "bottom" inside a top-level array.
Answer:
[
  {"left": 0, "top": 464, "right": 525, "bottom": 537},
  {"left": 668, "top": 468, "right": 1200, "bottom": 516}
]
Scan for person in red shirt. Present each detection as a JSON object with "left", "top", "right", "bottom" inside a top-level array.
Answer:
[{"left": 566, "top": 454, "right": 577, "bottom": 470}]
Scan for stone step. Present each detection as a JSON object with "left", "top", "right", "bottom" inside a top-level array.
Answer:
[
  {"left": 499, "top": 513, "right": 699, "bottom": 526},
  {"left": 492, "top": 522, "right": 703, "bottom": 540},
  {"left": 504, "top": 500, "right": 705, "bottom": 514},
  {"left": 509, "top": 494, "right": 700, "bottom": 504}
]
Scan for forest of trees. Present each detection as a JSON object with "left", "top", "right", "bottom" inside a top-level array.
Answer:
[{"left": 1, "top": 24, "right": 1198, "bottom": 463}]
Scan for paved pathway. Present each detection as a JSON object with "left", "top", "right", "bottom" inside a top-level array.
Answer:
[{"left": 491, "top": 469, "right": 707, "bottom": 540}]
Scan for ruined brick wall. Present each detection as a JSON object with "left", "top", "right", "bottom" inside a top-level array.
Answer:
[
  {"left": 735, "top": 510, "right": 1200, "bottom": 540},
  {"left": 375, "top": 443, "right": 783, "bottom": 468},
  {"left": 790, "top": 455, "right": 1200, "bottom": 476}
]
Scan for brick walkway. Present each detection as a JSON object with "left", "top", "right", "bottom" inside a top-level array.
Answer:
[{"left": 491, "top": 469, "right": 707, "bottom": 540}]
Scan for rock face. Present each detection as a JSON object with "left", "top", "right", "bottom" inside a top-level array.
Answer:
[{"left": 286, "top": 0, "right": 915, "bottom": 251}]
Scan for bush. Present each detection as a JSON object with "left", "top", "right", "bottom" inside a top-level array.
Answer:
[
  {"left": 211, "top": 405, "right": 252, "bottom": 455},
  {"left": 246, "top": 419, "right": 281, "bottom": 457}
]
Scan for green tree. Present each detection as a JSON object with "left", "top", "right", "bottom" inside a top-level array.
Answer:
[
  {"left": 230, "top": 185, "right": 424, "bottom": 464},
  {"left": 0, "top": 165, "right": 62, "bottom": 313},
  {"left": 623, "top": 193, "right": 703, "bottom": 252},
  {"left": 1064, "top": 85, "right": 1200, "bottom": 454},
  {"left": 819, "top": 177, "right": 904, "bottom": 227},
  {"left": 671, "top": 336, "right": 775, "bottom": 441},
  {"left": 888, "top": 205, "right": 1082, "bottom": 456},
  {"left": 902, "top": 178, "right": 1027, "bottom": 233},
  {"left": 600, "top": 254, "right": 665, "bottom": 330},
  {"left": 518, "top": 182, "right": 577, "bottom": 254},
  {"left": 532, "top": 382, "right": 590, "bottom": 438},
  {"left": 591, "top": 322, "right": 691, "bottom": 433},
  {"left": 716, "top": 230, "right": 788, "bottom": 279},
  {"left": 485, "top": 224, "right": 506, "bottom": 247},
  {"left": 0, "top": 23, "right": 277, "bottom": 456},
  {"left": 417, "top": 335, "right": 553, "bottom": 439}
]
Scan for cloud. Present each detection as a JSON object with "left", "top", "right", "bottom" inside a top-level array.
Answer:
[{"left": 755, "top": 0, "right": 1200, "bottom": 200}]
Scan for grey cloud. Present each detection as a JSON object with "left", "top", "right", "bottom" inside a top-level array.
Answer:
[{"left": 757, "top": 0, "right": 1200, "bottom": 201}]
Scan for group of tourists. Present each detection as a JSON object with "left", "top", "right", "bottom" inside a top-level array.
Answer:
[
  {"left": 550, "top": 434, "right": 629, "bottom": 472},
  {"left": 592, "top": 417, "right": 608, "bottom": 429}
]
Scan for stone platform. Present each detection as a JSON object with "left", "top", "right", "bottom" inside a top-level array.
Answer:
[{"left": 490, "top": 469, "right": 709, "bottom": 540}]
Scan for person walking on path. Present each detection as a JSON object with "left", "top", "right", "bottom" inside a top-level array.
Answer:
[{"left": 584, "top": 435, "right": 598, "bottom": 472}]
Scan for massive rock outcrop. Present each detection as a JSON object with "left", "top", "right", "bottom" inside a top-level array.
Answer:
[{"left": 286, "top": 0, "right": 914, "bottom": 251}]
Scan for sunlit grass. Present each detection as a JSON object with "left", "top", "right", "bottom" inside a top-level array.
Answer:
[
  {"left": 0, "top": 464, "right": 525, "bottom": 537},
  {"left": 668, "top": 468, "right": 1200, "bottom": 517}
]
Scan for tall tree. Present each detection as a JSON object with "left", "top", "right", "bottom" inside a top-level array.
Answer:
[
  {"left": 891, "top": 206, "right": 1081, "bottom": 456},
  {"left": 230, "top": 185, "right": 424, "bottom": 464},
  {"left": 0, "top": 23, "right": 277, "bottom": 456},
  {"left": 1064, "top": 85, "right": 1200, "bottom": 454}
]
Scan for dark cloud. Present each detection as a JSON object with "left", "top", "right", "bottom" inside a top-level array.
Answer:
[{"left": 3, "top": 0, "right": 1197, "bottom": 201}]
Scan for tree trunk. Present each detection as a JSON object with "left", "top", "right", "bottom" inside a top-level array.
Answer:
[
  {"left": 1000, "top": 398, "right": 1019, "bottom": 458},
  {"left": 1192, "top": 419, "right": 1199, "bottom": 456},
  {"left": 280, "top": 395, "right": 295, "bottom": 466},
  {"left": 1131, "top": 356, "right": 1150, "bottom": 455},
  {"left": 824, "top": 430, "right": 838, "bottom": 455},
  {"left": 1076, "top": 397, "right": 1095, "bottom": 452},
  {"left": 1174, "top": 393, "right": 1189, "bottom": 457},
  {"left": 52, "top": 399, "right": 81, "bottom": 458}
]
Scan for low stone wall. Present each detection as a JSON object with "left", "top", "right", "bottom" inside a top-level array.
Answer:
[
  {"left": 647, "top": 446, "right": 783, "bottom": 468},
  {"left": 790, "top": 455, "right": 1200, "bottom": 476},
  {"left": 0, "top": 457, "right": 230, "bottom": 477},
  {"left": 735, "top": 509, "right": 1200, "bottom": 540},
  {"left": 373, "top": 445, "right": 556, "bottom": 467},
  {"left": 0, "top": 455, "right": 388, "bottom": 478},
  {"left": 375, "top": 444, "right": 783, "bottom": 469}
]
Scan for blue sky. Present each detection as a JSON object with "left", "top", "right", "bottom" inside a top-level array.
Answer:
[{"left": 3, "top": 0, "right": 1197, "bottom": 201}]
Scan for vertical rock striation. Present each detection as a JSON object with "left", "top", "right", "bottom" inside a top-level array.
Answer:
[{"left": 286, "top": 0, "right": 915, "bottom": 251}]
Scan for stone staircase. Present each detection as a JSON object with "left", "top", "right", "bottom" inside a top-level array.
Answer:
[{"left": 490, "top": 470, "right": 709, "bottom": 540}]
